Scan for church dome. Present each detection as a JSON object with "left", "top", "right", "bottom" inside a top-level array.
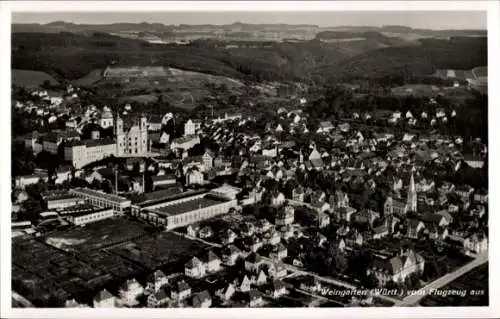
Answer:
[{"left": 101, "top": 109, "right": 113, "bottom": 119}]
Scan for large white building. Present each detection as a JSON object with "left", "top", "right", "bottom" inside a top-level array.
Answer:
[
  {"left": 131, "top": 185, "right": 240, "bottom": 230},
  {"left": 66, "top": 207, "right": 115, "bottom": 226},
  {"left": 43, "top": 194, "right": 85, "bottom": 210},
  {"left": 184, "top": 119, "right": 202, "bottom": 136},
  {"left": 64, "top": 139, "right": 116, "bottom": 169},
  {"left": 69, "top": 188, "right": 132, "bottom": 213},
  {"left": 115, "top": 115, "right": 149, "bottom": 156}
]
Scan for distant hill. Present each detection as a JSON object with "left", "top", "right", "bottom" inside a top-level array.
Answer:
[
  {"left": 12, "top": 69, "right": 59, "bottom": 88},
  {"left": 316, "top": 37, "right": 487, "bottom": 80},
  {"left": 11, "top": 30, "right": 487, "bottom": 84},
  {"left": 11, "top": 31, "right": 403, "bottom": 82}
]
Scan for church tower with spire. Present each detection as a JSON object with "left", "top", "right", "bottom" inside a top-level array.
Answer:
[
  {"left": 115, "top": 112, "right": 124, "bottom": 156},
  {"left": 405, "top": 171, "right": 417, "bottom": 213}
]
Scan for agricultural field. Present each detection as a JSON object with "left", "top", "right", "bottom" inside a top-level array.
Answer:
[
  {"left": 12, "top": 69, "right": 59, "bottom": 88},
  {"left": 44, "top": 217, "right": 153, "bottom": 252},
  {"left": 71, "top": 69, "right": 103, "bottom": 86},
  {"left": 109, "top": 232, "right": 209, "bottom": 272},
  {"left": 12, "top": 238, "right": 112, "bottom": 306}
]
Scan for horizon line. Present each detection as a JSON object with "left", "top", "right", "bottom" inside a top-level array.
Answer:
[{"left": 11, "top": 20, "right": 488, "bottom": 31}]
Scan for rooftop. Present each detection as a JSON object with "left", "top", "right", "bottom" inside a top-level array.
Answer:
[
  {"left": 153, "top": 195, "right": 227, "bottom": 217},
  {"left": 67, "top": 207, "right": 114, "bottom": 218},
  {"left": 70, "top": 188, "right": 131, "bottom": 204}
]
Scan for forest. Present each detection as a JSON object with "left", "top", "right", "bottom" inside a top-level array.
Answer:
[{"left": 12, "top": 31, "right": 487, "bottom": 84}]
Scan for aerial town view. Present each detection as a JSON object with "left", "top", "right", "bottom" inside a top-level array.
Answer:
[{"left": 8, "top": 7, "right": 489, "bottom": 311}]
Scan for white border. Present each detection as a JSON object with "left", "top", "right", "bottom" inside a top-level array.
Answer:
[{"left": 1, "top": 1, "right": 499, "bottom": 318}]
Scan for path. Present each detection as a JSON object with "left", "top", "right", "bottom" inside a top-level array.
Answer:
[
  {"left": 394, "top": 251, "right": 488, "bottom": 307},
  {"left": 11, "top": 291, "right": 34, "bottom": 308}
]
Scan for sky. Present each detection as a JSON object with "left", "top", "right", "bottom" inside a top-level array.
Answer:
[{"left": 12, "top": 11, "right": 487, "bottom": 30}]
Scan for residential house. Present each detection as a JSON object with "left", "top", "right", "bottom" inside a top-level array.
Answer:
[
  {"left": 421, "top": 212, "right": 450, "bottom": 227},
  {"left": 317, "top": 212, "right": 330, "bottom": 228},
  {"left": 254, "top": 269, "right": 268, "bottom": 286},
  {"left": 246, "top": 290, "right": 264, "bottom": 307},
  {"left": 275, "top": 205, "right": 294, "bottom": 226},
  {"left": 425, "top": 223, "right": 449, "bottom": 241},
  {"left": 278, "top": 224, "right": 294, "bottom": 239},
  {"left": 185, "top": 167, "right": 204, "bottom": 186},
  {"left": 222, "top": 229, "right": 238, "bottom": 245},
  {"left": 204, "top": 250, "right": 222, "bottom": 273},
  {"left": 367, "top": 250, "right": 425, "bottom": 286},
  {"left": 240, "top": 222, "right": 255, "bottom": 237},
  {"left": 215, "top": 283, "right": 236, "bottom": 302},
  {"left": 199, "top": 226, "right": 213, "bottom": 239},
  {"left": 267, "top": 261, "right": 287, "bottom": 279},
  {"left": 371, "top": 223, "right": 389, "bottom": 240},
  {"left": 469, "top": 205, "right": 486, "bottom": 219},
  {"left": 354, "top": 209, "right": 380, "bottom": 227},
  {"left": 345, "top": 231, "right": 364, "bottom": 248},
  {"left": 93, "top": 289, "right": 116, "bottom": 308},
  {"left": 329, "top": 190, "right": 350, "bottom": 211},
  {"left": 171, "top": 281, "right": 192, "bottom": 302},
  {"left": 148, "top": 270, "right": 169, "bottom": 293},
  {"left": 455, "top": 185, "right": 474, "bottom": 199},
  {"left": 184, "top": 119, "right": 202, "bottom": 136},
  {"left": 308, "top": 148, "right": 324, "bottom": 170},
  {"left": 147, "top": 286, "right": 170, "bottom": 307},
  {"left": 191, "top": 290, "right": 212, "bottom": 308},
  {"left": 268, "top": 280, "right": 287, "bottom": 298},
  {"left": 235, "top": 275, "right": 252, "bottom": 292},
  {"left": 185, "top": 257, "right": 206, "bottom": 278},
  {"left": 292, "top": 185, "right": 305, "bottom": 202},
  {"left": 473, "top": 188, "right": 488, "bottom": 204},
  {"left": 187, "top": 224, "right": 200, "bottom": 237},
  {"left": 463, "top": 233, "right": 488, "bottom": 255},
  {"left": 255, "top": 219, "right": 273, "bottom": 234},
  {"left": 336, "top": 206, "right": 357, "bottom": 222},
  {"left": 316, "top": 121, "right": 334, "bottom": 134},
  {"left": 270, "top": 191, "right": 286, "bottom": 207},
  {"left": 245, "top": 253, "right": 266, "bottom": 274},
  {"left": 264, "top": 229, "right": 281, "bottom": 246},
  {"left": 407, "top": 219, "right": 426, "bottom": 239},
  {"left": 202, "top": 151, "right": 215, "bottom": 169},
  {"left": 222, "top": 244, "right": 242, "bottom": 266}
]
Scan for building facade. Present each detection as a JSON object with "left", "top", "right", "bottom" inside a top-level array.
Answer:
[
  {"left": 115, "top": 115, "right": 149, "bottom": 156},
  {"left": 64, "top": 139, "right": 116, "bottom": 169},
  {"left": 69, "top": 188, "right": 132, "bottom": 213},
  {"left": 131, "top": 186, "right": 240, "bottom": 230},
  {"left": 66, "top": 208, "right": 115, "bottom": 226}
]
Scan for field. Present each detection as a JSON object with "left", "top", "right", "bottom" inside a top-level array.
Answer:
[
  {"left": 86, "top": 66, "right": 247, "bottom": 109},
  {"left": 44, "top": 217, "right": 152, "bottom": 252},
  {"left": 109, "top": 232, "right": 209, "bottom": 271},
  {"left": 71, "top": 69, "right": 103, "bottom": 86},
  {"left": 13, "top": 218, "right": 211, "bottom": 306},
  {"left": 12, "top": 69, "right": 59, "bottom": 88},
  {"left": 12, "top": 238, "right": 111, "bottom": 306},
  {"left": 119, "top": 94, "right": 159, "bottom": 104},
  {"left": 419, "top": 263, "right": 488, "bottom": 307}
]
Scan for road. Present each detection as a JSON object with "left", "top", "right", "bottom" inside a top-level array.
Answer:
[
  {"left": 11, "top": 291, "right": 34, "bottom": 308},
  {"left": 394, "top": 251, "right": 488, "bottom": 307},
  {"left": 169, "top": 230, "right": 488, "bottom": 307}
]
